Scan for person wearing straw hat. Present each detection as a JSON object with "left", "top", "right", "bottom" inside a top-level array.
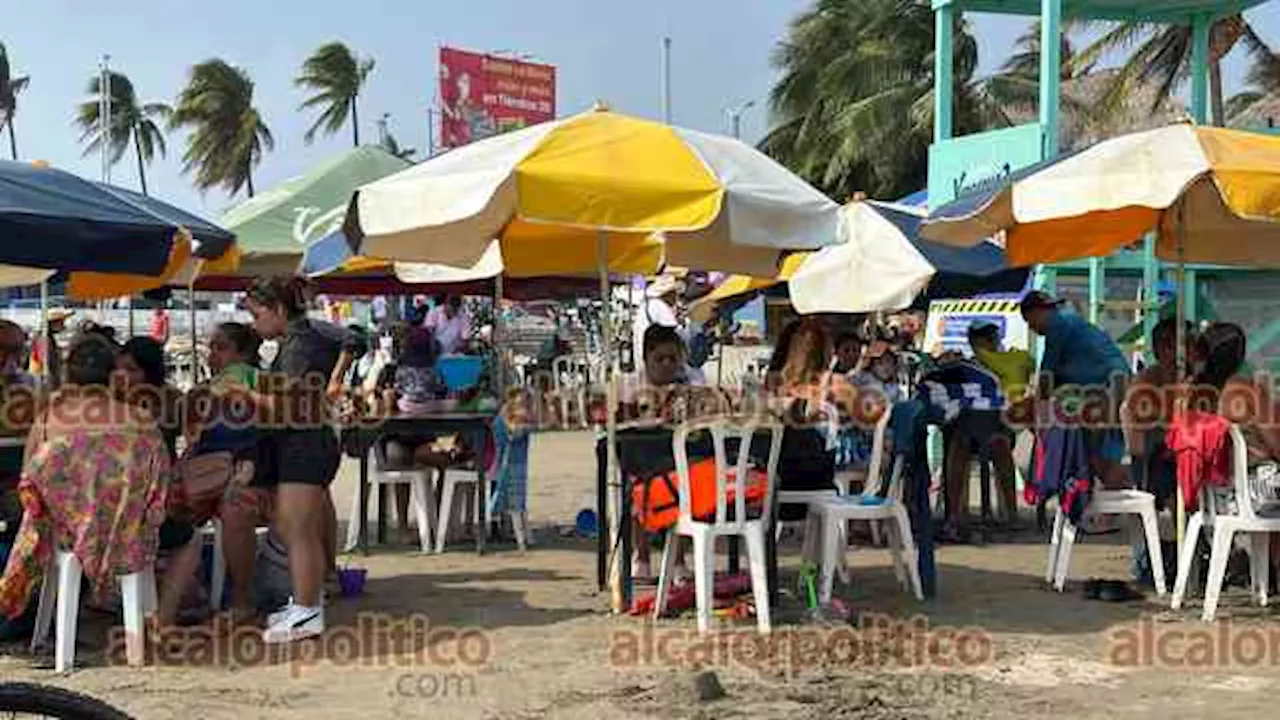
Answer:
[{"left": 30, "top": 309, "right": 72, "bottom": 390}]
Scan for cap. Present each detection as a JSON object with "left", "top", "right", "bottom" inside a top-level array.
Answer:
[
  {"left": 1020, "top": 290, "right": 1065, "bottom": 314},
  {"left": 46, "top": 309, "right": 74, "bottom": 324},
  {"left": 645, "top": 274, "right": 681, "bottom": 299},
  {"left": 968, "top": 318, "right": 1000, "bottom": 335}
]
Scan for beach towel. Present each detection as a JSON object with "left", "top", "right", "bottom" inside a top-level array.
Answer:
[
  {"left": 1166, "top": 411, "right": 1232, "bottom": 514},
  {"left": 918, "top": 360, "right": 1004, "bottom": 425},
  {"left": 1032, "top": 427, "right": 1093, "bottom": 525}
]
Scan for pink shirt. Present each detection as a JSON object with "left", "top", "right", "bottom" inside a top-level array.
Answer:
[{"left": 425, "top": 305, "right": 472, "bottom": 354}]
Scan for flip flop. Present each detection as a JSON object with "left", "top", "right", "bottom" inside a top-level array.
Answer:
[{"left": 1098, "top": 580, "right": 1144, "bottom": 603}]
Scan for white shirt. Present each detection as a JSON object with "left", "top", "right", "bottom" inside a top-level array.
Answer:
[
  {"left": 425, "top": 305, "right": 472, "bottom": 354},
  {"left": 632, "top": 297, "right": 679, "bottom": 358}
]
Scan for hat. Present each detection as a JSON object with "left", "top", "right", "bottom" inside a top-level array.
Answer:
[
  {"left": 645, "top": 275, "right": 681, "bottom": 299},
  {"left": 47, "top": 309, "right": 74, "bottom": 324},
  {"left": 1020, "top": 291, "right": 1065, "bottom": 314}
]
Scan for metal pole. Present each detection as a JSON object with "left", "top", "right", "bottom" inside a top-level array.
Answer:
[
  {"left": 1039, "top": 0, "right": 1062, "bottom": 158},
  {"left": 599, "top": 230, "right": 622, "bottom": 613},
  {"left": 38, "top": 280, "right": 48, "bottom": 387},
  {"left": 1142, "top": 234, "right": 1159, "bottom": 362},
  {"left": 933, "top": 5, "right": 954, "bottom": 142},
  {"left": 1088, "top": 257, "right": 1105, "bottom": 325},
  {"left": 660, "top": 37, "right": 672, "bottom": 124}
]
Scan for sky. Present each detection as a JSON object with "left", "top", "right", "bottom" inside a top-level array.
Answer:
[{"left": 6, "top": 0, "right": 1280, "bottom": 221}]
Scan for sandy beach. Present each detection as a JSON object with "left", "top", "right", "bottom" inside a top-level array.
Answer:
[{"left": 2, "top": 429, "right": 1279, "bottom": 719}]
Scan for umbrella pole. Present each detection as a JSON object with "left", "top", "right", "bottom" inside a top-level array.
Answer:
[
  {"left": 494, "top": 274, "right": 505, "bottom": 398},
  {"left": 600, "top": 230, "right": 623, "bottom": 613},
  {"left": 39, "top": 280, "right": 48, "bottom": 386},
  {"left": 189, "top": 271, "right": 199, "bottom": 386},
  {"left": 1175, "top": 220, "right": 1187, "bottom": 547}
]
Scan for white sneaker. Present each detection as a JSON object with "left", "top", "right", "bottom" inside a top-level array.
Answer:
[
  {"left": 267, "top": 593, "right": 326, "bottom": 627},
  {"left": 262, "top": 604, "right": 324, "bottom": 644}
]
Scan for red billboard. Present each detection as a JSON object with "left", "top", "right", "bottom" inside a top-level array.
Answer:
[{"left": 439, "top": 47, "right": 556, "bottom": 149}]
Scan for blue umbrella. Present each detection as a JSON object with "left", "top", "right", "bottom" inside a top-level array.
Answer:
[{"left": 0, "top": 160, "right": 234, "bottom": 275}]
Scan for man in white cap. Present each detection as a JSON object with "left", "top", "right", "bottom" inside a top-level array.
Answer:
[{"left": 632, "top": 275, "right": 681, "bottom": 367}]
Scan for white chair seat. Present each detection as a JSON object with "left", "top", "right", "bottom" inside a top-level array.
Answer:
[{"left": 1046, "top": 489, "right": 1166, "bottom": 596}]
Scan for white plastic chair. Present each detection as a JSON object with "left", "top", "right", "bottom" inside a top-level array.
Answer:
[
  {"left": 1046, "top": 487, "right": 1166, "bottom": 596},
  {"left": 552, "top": 356, "right": 588, "bottom": 429},
  {"left": 31, "top": 551, "right": 156, "bottom": 672},
  {"left": 435, "top": 467, "right": 485, "bottom": 554},
  {"left": 653, "top": 420, "right": 784, "bottom": 634},
  {"left": 807, "top": 410, "right": 923, "bottom": 604},
  {"left": 207, "top": 520, "right": 270, "bottom": 611},
  {"left": 343, "top": 446, "right": 437, "bottom": 553},
  {"left": 1173, "top": 425, "right": 1280, "bottom": 621}
]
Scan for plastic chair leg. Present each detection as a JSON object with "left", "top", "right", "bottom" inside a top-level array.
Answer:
[
  {"left": 1054, "top": 520, "right": 1078, "bottom": 592},
  {"left": 1202, "top": 524, "right": 1236, "bottom": 622},
  {"left": 54, "top": 551, "right": 83, "bottom": 673},
  {"left": 31, "top": 558, "right": 57, "bottom": 654},
  {"left": 410, "top": 477, "right": 435, "bottom": 553},
  {"left": 744, "top": 529, "right": 772, "bottom": 635},
  {"left": 893, "top": 505, "right": 924, "bottom": 601},
  {"left": 691, "top": 533, "right": 715, "bottom": 634},
  {"left": 119, "top": 572, "right": 147, "bottom": 667},
  {"left": 1140, "top": 506, "right": 1167, "bottom": 596},
  {"left": 1171, "top": 512, "right": 1205, "bottom": 610},
  {"left": 1251, "top": 534, "right": 1270, "bottom": 608},
  {"left": 820, "top": 509, "right": 841, "bottom": 605},
  {"left": 1046, "top": 506, "right": 1065, "bottom": 584},
  {"left": 653, "top": 529, "right": 679, "bottom": 619},
  {"left": 436, "top": 476, "right": 457, "bottom": 554}
]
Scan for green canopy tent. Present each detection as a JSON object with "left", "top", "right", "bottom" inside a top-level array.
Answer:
[{"left": 196, "top": 145, "right": 412, "bottom": 289}]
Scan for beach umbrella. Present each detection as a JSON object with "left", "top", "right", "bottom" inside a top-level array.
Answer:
[
  {"left": 343, "top": 105, "right": 840, "bottom": 612},
  {"left": 342, "top": 106, "right": 838, "bottom": 277},
  {"left": 201, "top": 145, "right": 412, "bottom": 287},
  {"left": 789, "top": 200, "right": 1016, "bottom": 314},
  {"left": 920, "top": 124, "right": 1280, "bottom": 267},
  {"left": 0, "top": 159, "right": 233, "bottom": 275},
  {"left": 922, "top": 122, "right": 1280, "bottom": 545}
]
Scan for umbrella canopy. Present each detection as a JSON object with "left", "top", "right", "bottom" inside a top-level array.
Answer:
[
  {"left": 343, "top": 106, "right": 839, "bottom": 277},
  {"left": 790, "top": 200, "right": 1015, "bottom": 314},
  {"left": 0, "top": 160, "right": 234, "bottom": 275},
  {"left": 922, "top": 124, "right": 1280, "bottom": 268},
  {"left": 214, "top": 145, "right": 412, "bottom": 279}
]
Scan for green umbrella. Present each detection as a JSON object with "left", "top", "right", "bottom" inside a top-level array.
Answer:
[{"left": 208, "top": 145, "right": 412, "bottom": 280}]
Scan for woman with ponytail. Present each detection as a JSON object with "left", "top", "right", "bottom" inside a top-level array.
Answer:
[{"left": 242, "top": 275, "right": 356, "bottom": 643}]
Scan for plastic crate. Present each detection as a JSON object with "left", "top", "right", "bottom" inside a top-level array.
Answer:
[{"left": 437, "top": 356, "right": 484, "bottom": 392}]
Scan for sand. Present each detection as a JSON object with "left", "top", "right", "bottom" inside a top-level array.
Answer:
[{"left": 2, "top": 429, "right": 1280, "bottom": 719}]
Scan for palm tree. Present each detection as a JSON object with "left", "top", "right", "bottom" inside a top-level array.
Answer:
[
  {"left": 983, "top": 22, "right": 1088, "bottom": 116},
  {"left": 170, "top": 59, "right": 274, "bottom": 198},
  {"left": 296, "top": 42, "right": 375, "bottom": 147},
  {"left": 761, "top": 0, "right": 995, "bottom": 201},
  {"left": 1076, "top": 15, "right": 1279, "bottom": 126},
  {"left": 75, "top": 71, "right": 171, "bottom": 195},
  {"left": 0, "top": 43, "right": 30, "bottom": 160}
]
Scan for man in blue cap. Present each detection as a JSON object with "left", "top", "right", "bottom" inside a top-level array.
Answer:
[{"left": 1021, "top": 290, "right": 1131, "bottom": 488}]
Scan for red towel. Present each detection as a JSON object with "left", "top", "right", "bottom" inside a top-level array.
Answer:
[{"left": 1166, "top": 411, "right": 1233, "bottom": 513}]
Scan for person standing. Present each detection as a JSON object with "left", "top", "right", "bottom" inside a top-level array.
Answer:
[
  {"left": 1021, "top": 291, "right": 1131, "bottom": 488},
  {"left": 149, "top": 307, "right": 171, "bottom": 345},
  {"left": 243, "top": 276, "right": 355, "bottom": 643},
  {"left": 30, "top": 309, "right": 71, "bottom": 390},
  {"left": 424, "top": 294, "right": 472, "bottom": 355}
]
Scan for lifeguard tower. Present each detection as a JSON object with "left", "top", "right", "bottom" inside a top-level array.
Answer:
[{"left": 931, "top": 0, "right": 1274, "bottom": 362}]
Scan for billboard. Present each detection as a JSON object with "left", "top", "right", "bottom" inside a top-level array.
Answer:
[{"left": 439, "top": 47, "right": 556, "bottom": 149}]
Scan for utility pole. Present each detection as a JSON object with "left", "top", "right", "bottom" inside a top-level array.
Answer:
[
  {"left": 660, "top": 37, "right": 672, "bottom": 124},
  {"left": 725, "top": 100, "right": 755, "bottom": 140}
]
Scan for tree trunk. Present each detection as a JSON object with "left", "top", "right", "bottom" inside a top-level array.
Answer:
[
  {"left": 5, "top": 115, "right": 16, "bottom": 161},
  {"left": 246, "top": 170, "right": 255, "bottom": 198},
  {"left": 134, "top": 132, "right": 148, "bottom": 196},
  {"left": 1209, "top": 59, "right": 1225, "bottom": 127},
  {"left": 351, "top": 96, "right": 360, "bottom": 147}
]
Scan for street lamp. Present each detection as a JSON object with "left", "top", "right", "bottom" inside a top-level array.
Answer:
[{"left": 725, "top": 99, "right": 755, "bottom": 140}]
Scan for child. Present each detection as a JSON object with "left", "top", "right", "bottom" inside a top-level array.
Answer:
[{"left": 488, "top": 388, "right": 532, "bottom": 546}]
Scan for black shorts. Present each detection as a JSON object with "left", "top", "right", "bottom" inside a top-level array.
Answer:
[
  {"left": 945, "top": 409, "right": 1014, "bottom": 453},
  {"left": 158, "top": 518, "right": 195, "bottom": 551},
  {"left": 267, "top": 429, "right": 341, "bottom": 487}
]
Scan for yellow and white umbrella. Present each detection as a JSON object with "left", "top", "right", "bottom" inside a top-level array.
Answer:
[
  {"left": 343, "top": 106, "right": 839, "bottom": 277},
  {"left": 921, "top": 124, "right": 1280, "bottom": 267}
]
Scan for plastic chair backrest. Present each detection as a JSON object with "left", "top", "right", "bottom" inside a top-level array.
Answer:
[
  {"left": 672, "top": 419, "right": 783, "bottom": 527},
  {"left": 1229, "top": 424, "right": 1261, "bottom": 520},
  {"left": 860, "top": 409, "right": 895, "bottom": 498}
]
